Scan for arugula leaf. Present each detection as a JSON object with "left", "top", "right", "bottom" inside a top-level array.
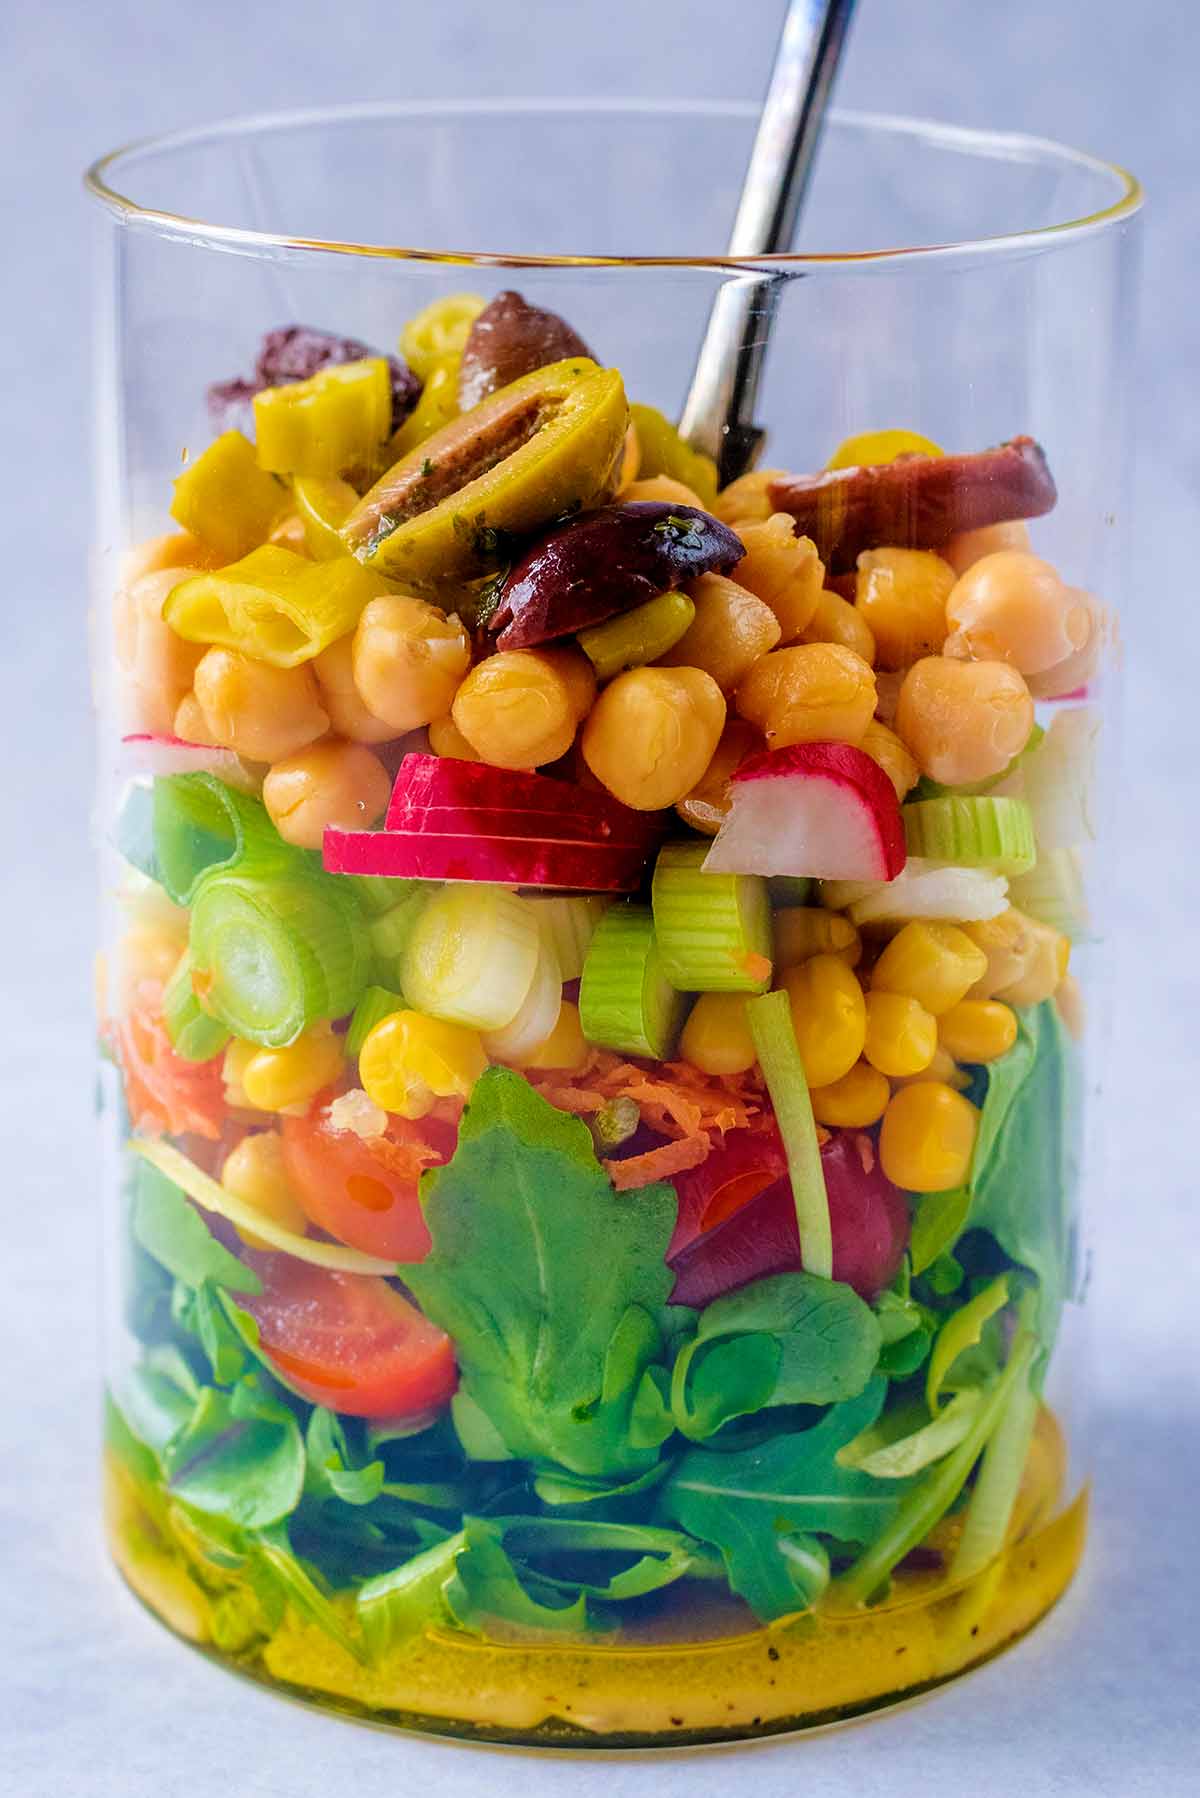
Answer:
[
  {"left": 966, "top": 1002, "right": 1079, "bottom": 1352},
  {"left": 303, "top": 1409, "right": 385, "bottom": 1508},
  {"left": 659, "top": 1377, "right": 910, "bottom": 1620},
  {"left": 532, "top": 1459, "right": 672, "bottom": 1512},
  {"left": 358, "top": 1532, "right": 467, "bottom": 1658},
  {"left": 133, "top": 1163, "right": 261, "bottom": 1295},
  {"left": 836, "top": 1389, "right": 983, "bottom": 1478},
  {"left": 400, "top": 1069, "right": 677, "bottom": 1479},
  {"left": 926, "top": 1273, "right": 1009, "bottom": 1412},
  {"left": 163, "top": 1377, "right": 305, "bottom": 1530},
  {"left": 909, "top": 1187, "right": 971, "bottom": 1277},
  {"left": 669, "top": 1273, "right": 881, "bottom": 1439},
  {"left": 174, "top": 1281, "right": 254, "bottom": 1385},
  {"left": 872, "top": 1277, "right": 936, "bottom": 1379}
]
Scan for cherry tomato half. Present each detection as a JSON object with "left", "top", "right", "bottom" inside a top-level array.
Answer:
[
  {"left": 280, "top": 1108, "right": 456, "bottom": 1261},
  {"left": 241, "top": 1252, "right": 457, "bottom": 1421},
  {"left": 114, "top": 987, "right": 226, "bottom": 1142}
]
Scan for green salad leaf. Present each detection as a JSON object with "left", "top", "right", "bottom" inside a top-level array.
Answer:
[
  {"left": 659, "top": 1376, "right": 909, "bottom": 1620},
  {"left": 133, "top": 1162, "right": 261, "bottom": 1295},
  {"left": 837, "top": 1389, "right": 983, "bottom": 1478},
  {"left": 909, "top": 1187, "right": 971, "bottom": 1277},
  {"left": 401, "top": 1069, "right": 677, "bottom": 1479},
  {"left": 669, "top": 1272, "right": 881, "bottom": 1440},
  {"left": 163, "top": 1377, "right": 306, "bottom": 1531}
]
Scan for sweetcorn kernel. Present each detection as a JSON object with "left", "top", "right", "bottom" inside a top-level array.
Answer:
[
  {"left": 238, "top": 1025, "right": 345, "bottom": 1114},
  {"left": 359, "top": 1010, "right": 487, "bottom": 1119},
  {"left": 871, "top": 921, "right": 989, "bottom": 1017},
  {"left": 879, "top": 1082, "right": 980, "bottom": 1191},
  {"left": 778, "top": 955, "right": 867, "bottom": 1089},
  {"left": 888, "top": 1044, "right": 970, "bottom": 1092},
  {"left": 774, "top": 907, "right": 861, "bottom": 969},
  {"left": 810, "top": 1060, "right": 890, "bottom": 1128},
  {"left": 937, "top": 1000, "right": 1018, "bottom": 1064},
  {"left": 222, "top": 1132, "right": 309, "bottom": 1244},
  {"left": 680, "top": 993, "right": 757, "bottom": 1077},
  {"left": 524, "top": 1002, "right": 590, "bottom": 1072},
  {"left": 863, "top": 991, "right": 939, "bottom": 1078}
]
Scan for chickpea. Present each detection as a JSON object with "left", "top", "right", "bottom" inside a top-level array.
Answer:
[
  {"left": 659, "top": 574, "right": 781, "bottom": 691},
  {"left": 1025, "top": 592, "right": 1103, "bottom": 698},
  {"left": 313, "top": 635, "right": 398, "bottom": 744},
  {"left": 352, "top": 593, "right": 471, "bottom": 733},
  {"left": 873, "top": 669, "right": 905, "bottom": 727},
  {"left": 114, "top": 567, "right": 206, "bottom": 734},
  {"left": 859, "top": 718, "right": 919, "bottom": 800},
  {"left": 712, "top": 469, "right": 789, "bottom": 528},
  {"left": 452, "top": 648, "right": 588, "bottom": 770},
  {"left": 193, "top": 646, "right": 329, "bottom": 762},
  {"left": 940, "top": 519, "right": 1031, "bottom": 576},
  {"left": 582, "top": 665, "right": 726, "bottom": 810},
  {"left": 944, "top": 552, "right": 1093, "bottom": 675},
  {"left": 543, "top": 645, "right": 598, "bottom": 723},
  {"left": 262, "top": 739, "right": 391, "bottom": 849},
  {"left": 895, "top": 656, "right": 1034, "bottom": 786},
  {"left": 675, "top": 719, "right": 764, "bottom": 835},
  {"left": 800, "top": 588, "right": 876, "bottom": 665},
  {"left": 172, "top": 692, "right": 221, "bottom": 747},
  {"left": 731, "top": 515, "right": 823, "bottom": 642},
  {"left": 428, "top": 713, "right": 482, "bottom": 760},
  {"left": 735, "top": 643, "right": 876, "bottom": 749},
  {"left": 119, "top": 530, "right": 215, "bottom": 585},
  {"left": 621, "top": 475, "right": 707, "bottom": 509},
  {"left": 855, "top": 548, "right": 955, "bottom": 670}
]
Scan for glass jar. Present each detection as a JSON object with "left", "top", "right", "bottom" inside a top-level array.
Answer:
[{"left": 87, "top": 102, "right": 1141, "bottom": 1746}]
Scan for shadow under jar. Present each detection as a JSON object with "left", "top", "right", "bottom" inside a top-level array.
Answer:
[{"left": 88, "top": 101, "right": 1140, "bottom": 1747}]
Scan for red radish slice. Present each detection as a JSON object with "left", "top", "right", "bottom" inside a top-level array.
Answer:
[
  {"left": 324, "top": 826, "right": 653, "bottom": 892},
  {"left": 385, "top": 754, "right": 660, "bottom": 845},
  {"left": 119, "top": 733, "right": 260, "bottom": 794},
  {"left": 703, "top": 742, "right": 906, "bottom": 882}
]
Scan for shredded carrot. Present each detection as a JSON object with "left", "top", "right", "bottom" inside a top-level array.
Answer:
[
  {"left": 604, "top": 1135, "right": 711, "bottom": 1191},
  {"left": 114, "top": 983, "right": 225, "bottom": 1142}
]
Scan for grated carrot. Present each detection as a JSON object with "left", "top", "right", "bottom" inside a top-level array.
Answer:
[{"left": 603, "top": 1135, "right": 711, "bottom": 1191}]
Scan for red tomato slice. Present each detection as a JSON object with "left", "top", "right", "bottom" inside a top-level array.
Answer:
[
  {"left": 241, "top": 1252, "right": 457, "bottom": 1421},
  {"left": 667, "top": 1127, "right": 789, "bottom": 1262},
  {"left": 114, "top": 985, "right": 226, "bottom": 1141},
  {"left": 280, "top": 1109, "right": 456, "bottom": 1261}
]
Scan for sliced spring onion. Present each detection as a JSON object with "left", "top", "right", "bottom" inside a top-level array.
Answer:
[
  {"left": 948, "top": 1349, "right": 1040, "bottom": 1583},
  {"left": 902, "top": 797, "right": 1036, "bottom": 877},
  {"left": 161, "top": 950, "right": 231, "bottom": 1063},
  {"left": 1008, "top": 846, "right": 1089, "bottom": 940},
  {"left": 578, "top": 591, "right": 696, "bottom": 681},
  {"left": 153, "top": 773, "right": 294, "bottom": 906},
  {"left": 369, "top": 889, "right": 430, "bottom": 984},
  {"left": 1009, "top": 707, "right": 1099, "bottom": 849},
  {"left": 523, "top": 896, "right": 607, "bottom": 981},
  {"left": 822, "top": 859, "right": 1009, "bottom": 926},
  {"left": 189, "top": 870, "right": 369, "bottom": 1046},
  {"left": 578, "top": 903, "right": 690, "bottom": 1059},
  {"left": 346, "top": 985, "right": 406, "bottom": 1059},
  {"left": 131, "top": 1138, "right": 396, "bottom": 1275},
  {"left": 651, "top": 842, "right": 772, "bottom": 994},
  {"left": 482, "top": 932, "right": 563, "bottom": 1064},
  {"left": 400, "top": 885, "right": 541, "bottom": 1031},
  {"left": 745, "top": 990, "right": 831, "bottom": 1280},
  {"left": 345, "top": 873, "right": 422, "bottom": 918}
]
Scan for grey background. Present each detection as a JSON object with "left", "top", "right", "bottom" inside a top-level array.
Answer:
[{"left": 2, "top": 1, "right": 1197, "bottom": 1793}]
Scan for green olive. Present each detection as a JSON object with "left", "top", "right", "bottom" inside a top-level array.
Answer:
[{"left": 341, "top": 358, "right": 628, "bottom": 587}]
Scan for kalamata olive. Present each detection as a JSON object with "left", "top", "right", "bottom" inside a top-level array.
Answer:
[
  {"left": 458, "top": 291, "right": 593, "bottom": 412},
  {"left": 768, "top": 436, "right": 1057, "bottom": 572},
  {"left": 489, "top": 502, "right": 745, "bottom": 651},
  {"left": 208, "top": 326, "right": 420, "bottom": 433}
]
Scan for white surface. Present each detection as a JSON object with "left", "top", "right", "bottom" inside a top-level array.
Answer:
[{"left": 3, "top": 1, "right": 1199, "bottom": 1792}]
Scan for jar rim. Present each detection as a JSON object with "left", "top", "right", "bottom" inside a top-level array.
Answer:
[{"left": 84, "top": 98, "right": 1143, "bottom": 268}]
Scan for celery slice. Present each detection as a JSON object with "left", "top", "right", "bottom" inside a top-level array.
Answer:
[
  {"left": 131, "top": 1138, "right": 395, "bottom": 1275},
  {"left": 651, "top": 842, "right": 772, "bottom": 993},
  {"left": 400, "top": 886, "right": 541, "bottom": 1031},
  {"left": 346, "top": 986, "right": 405, "bottom": 1059},
  {"left": 745, "top": 991, "right": 832, "bottom": 1280},
  {"left": 902, "top": 797, "right": 1036, "bottom": 877},
  {"left": 152, "top": 773, "right": 290, "bottom": 906},
  {"left": 165, "top": 545, "right": 383, "bottom": 668},
  {"left": 161, "top": 951, "right": 232, "bottom": 1063},
  {"left": 578, "top": 903, "right": 690, "bottom": 1059},
  {"left": 189, "top": 871, "right": 369, "bottom": 1046}
]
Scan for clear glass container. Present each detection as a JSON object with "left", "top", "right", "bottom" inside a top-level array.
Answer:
[{"left": 87, "top": 102, "right": 1141, "bottom": 1746}]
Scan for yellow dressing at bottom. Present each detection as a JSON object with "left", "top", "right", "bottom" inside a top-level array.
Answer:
[{"left": 105, "top": 1408, "right": 1085, "bottom": 1747}]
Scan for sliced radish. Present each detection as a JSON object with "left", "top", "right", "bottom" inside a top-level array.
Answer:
[
  {"left": 822, "top": 858, "right": 1009, "bottom": 925},
  {"left": 385, "top": 754, "right": 662, "bottom": 847},
  {"left": 323, "top": 826, "right": 653, "bottom": 892},
  {"left": 703, "top": 742, "right": 906, "bottom": 882},
  {"left": 119, "top": 733, "right": 261, "bottom": 793}
]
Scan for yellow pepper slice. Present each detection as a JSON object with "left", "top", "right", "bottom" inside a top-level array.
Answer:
[
  {"left": 825, "top": 428, "right": 945, "bottom": 470},
  {"left": 253, "top": 358, "right": 392, "bottom": 479},
  {"left": 170, "top": 430, "right": 287, "bottom": 563},
  {"left": 291, "top": 475, "right": 360, "bottom": 560},
  {"left": 164, "top": 544, "right": 385, "bottom": 668},
  {"left": 399, "top": 294, "right": 485, "bottom": 382}
]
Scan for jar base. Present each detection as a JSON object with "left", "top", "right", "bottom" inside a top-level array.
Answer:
[{"left": 104, "top": 1438, "right": 1088, "bottom": 1748}]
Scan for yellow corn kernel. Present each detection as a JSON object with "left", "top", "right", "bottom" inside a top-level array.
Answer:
[
  {"left": 359, "top": 1010, "right": 487, "bottom": 1119},
  {"left": 774, "top": 907, "right": 861, "bottom": 969},
  {"left": 778, "top": 955, "right": 867, "bottom": 1089},
  {"left": 880, "top": 1082, "right": 980, "bottom": 1192},
  {"left": 860, "top": 719, "right": 920, "bottom": 801},
  {"left": 679, "top": 993, "right": 757, "bottom": 1077},
  {"left": 870, "top": 921, "right": 989, "bottom": 1016},
  {"left": 116, "top": 912, "right": 190, "bottom": 1001},
  {"left": 1055, "top": 972, "right": 1086, "bottom": 1041},
  {"left": 863, "top": 990, "right": 938, "bottom": 1078},
  {"left": 889, "top": 1044, "right": 970, "bottom": 1092},
  {"left": 238, "top": 1025, "right": 345, "bottom": 1114},
  {"left": 524, "top": 1001, "right": 591, "bottom": 1073},
  {"left": 810, "top": 1059, "right": 890, "bottom": 1128},
  {"left": 170, "top": 431, "right": 287, "bottom": 564},
  {"left": 993, "top": 922, "right": 1070, "bottom": 1007},
  {"left": 222, "top": 1037, "right": 258, "bottom": 1110},
  {"left": 938, "top": 1000, "right": 1018, "bottom": 1064},
  {"left": 221, "top": 1133, "right": 309, "bottom": 1246}
]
